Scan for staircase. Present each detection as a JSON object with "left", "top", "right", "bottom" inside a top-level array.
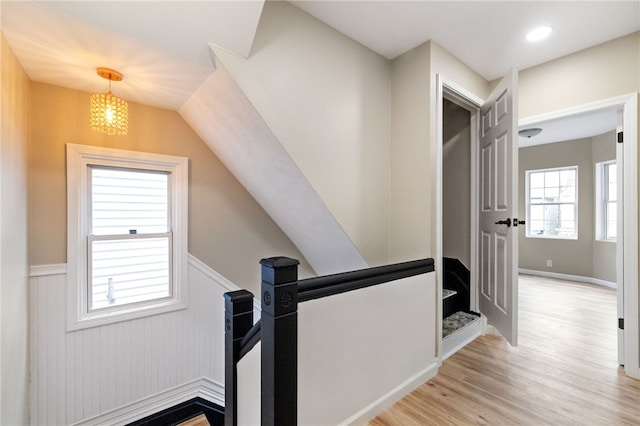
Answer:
[
  {"left": 442, "top": 258, "right": 482, "bottom": 359},
  {"left": 125, "top": 398, "right": 224, "bottom": 426}
]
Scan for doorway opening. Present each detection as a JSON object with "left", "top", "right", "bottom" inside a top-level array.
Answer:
[
  {"left": 438, "top": 79, "right": 484, "bottom": 359},
  {"left": 436, "top": 74, "right": 639, "bottom": 378},
  {"left": 517, "top": 114, "right": 619, "bottom": 366}
]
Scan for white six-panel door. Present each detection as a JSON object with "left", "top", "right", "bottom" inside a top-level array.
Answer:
[{"left": 478, "top": 69, "right": 519, "bottom": 345}]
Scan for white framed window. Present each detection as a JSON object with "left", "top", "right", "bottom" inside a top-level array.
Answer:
[
  {"left": 67, "top": 143, "right": 188, "bottom": 330},
  {"left": 526, "top": 166, "right": 578, "bottom": 239},
  {"left": 596, "top": 160, "right": 617, "bottom": 241}
]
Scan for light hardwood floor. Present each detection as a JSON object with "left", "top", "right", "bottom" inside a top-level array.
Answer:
[
  {"left": 178, "top": 413, "right": 210, "bottom": 426},
  {"left": 370, "top": 275, "right": 640, "bottom": 425}
]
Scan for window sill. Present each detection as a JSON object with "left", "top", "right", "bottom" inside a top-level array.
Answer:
[
  {"left": 67, "top": 299, "right": 187, "bottom": 332},
  {"left": 525, "top": 235, "right": 578, "bottom": 241}
]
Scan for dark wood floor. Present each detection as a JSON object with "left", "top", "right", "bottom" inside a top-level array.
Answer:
[{"left": 370, "top": 275, "right": 640, "bottom": 425}]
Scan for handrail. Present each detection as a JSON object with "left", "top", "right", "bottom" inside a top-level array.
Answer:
[
  {"left": 297, "top": 258, "right": 433, "bottom": 302},
  {"left": 224, "top": 256, "right": 435, "bottom": 426},
  {"left": 238, "top": 320, "right": 261, "bottom": 360}
]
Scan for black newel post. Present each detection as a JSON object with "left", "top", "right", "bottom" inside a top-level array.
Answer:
[
  {"left": 260, "top": 257, "right": 300, "bottom": 426},
  {"left": 224, "top": 289, "right": 255, "bottom": 426}
]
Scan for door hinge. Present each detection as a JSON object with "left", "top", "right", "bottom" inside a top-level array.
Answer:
[
  {"left": 618, "top": 318, "right": 624, "bottom": 330},
  {"left": 617, "top": 131, "right": 624, "bottom": 143}
]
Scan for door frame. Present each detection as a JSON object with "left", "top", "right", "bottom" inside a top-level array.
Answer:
[
  {"left": 519, "top": 93, "right": 639, "bottom": 379},
  {"left": 436, "top": 74, "right": 483, "bottom": 359}
]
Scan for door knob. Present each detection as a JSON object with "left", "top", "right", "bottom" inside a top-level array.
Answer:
[{"left": 495, "top": 218, "right": 512, "bottom": 227}]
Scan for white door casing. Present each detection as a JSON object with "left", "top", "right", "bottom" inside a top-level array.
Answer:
[
  {"left": 616, "top": 109, "right": 624, "bottom": 366},
  {"left": 478, "top": 69, "right": 519, "bottom": 346}
]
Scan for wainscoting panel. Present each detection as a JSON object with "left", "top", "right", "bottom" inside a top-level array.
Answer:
[{"left": 30, "top": 255, "right": 240, "bottom": 425}]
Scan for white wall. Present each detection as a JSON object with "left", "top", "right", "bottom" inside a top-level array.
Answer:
[
  {"left": 210, "top": 1, "right": 392, "bottom": 267},
  {"left": 31, "top": 257, "right": 437, "bottom": 426},
  {"left": 0, "top": 33, "right": 30, "bottom": 425},
  {"left": 29, "top": 256, "right": 235, "bottom": 425},
  {"left": 237, "top": 272, "right": 437, "bottom": 425}
]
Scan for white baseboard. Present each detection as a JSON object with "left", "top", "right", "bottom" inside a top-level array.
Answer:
[
  {"left": 339, "top": 362, "right": 438, "bottom": 425},
  {"left": 442, "top": 317, "right": 482, "bottom": 361},
  {"left": 519, "top": 268, "right": 616, "bottom": 289},
  {"left": 71, "top": 377, "right": 224, "bottom": 426}
]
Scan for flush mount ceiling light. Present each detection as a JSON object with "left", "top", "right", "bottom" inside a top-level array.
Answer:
[
  {"left": 519, "top": 128, "right": 543, "bottom": 138},
  {"left": 526, "top": 26, "right": 553, "bottom": 42},
  {"left": 90, "top": 67, "right": 128, "bottom": 136}
]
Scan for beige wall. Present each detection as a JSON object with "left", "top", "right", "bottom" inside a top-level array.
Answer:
[
  {"left": 389, "top": 40, "right": 489, "bottom": 263},
  {"left": 519, "top": 133, "right": 617, "bottom": 282},
  {"left": 442, "top": 99, "right": 471, "bottom": 267},
  {"left": 519, "top": 33, "right": 639, "bottom": 119},
  {"left": 29, "top": 82, "right": 312, "bottom": 294},
  {"left": 211, "top": 1, "right": 391, "bottom": 267},
  {"left": 389, "top": 42, "right": 431, "bottom": 262},
  {"left": 0, "top": 33, "right": 30, "bottom": 425}
]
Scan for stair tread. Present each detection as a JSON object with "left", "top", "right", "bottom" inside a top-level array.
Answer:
[
  {"left": 443, "top": 288, "right": 457, "bottom": 300},
  {"left": 443, "top": 311, "right": 480, "bottom": 339}
]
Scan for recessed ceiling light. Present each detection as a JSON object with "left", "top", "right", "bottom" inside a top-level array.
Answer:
[{"left": 526, "top": 26, "right": 553, "bottom": 42}]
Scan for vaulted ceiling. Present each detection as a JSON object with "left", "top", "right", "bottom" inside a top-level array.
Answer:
[
  {"left": 2, "top": 1, "right": 637, "bottom": 272},
  {"left": 2, "top": 1, "right": 637, "bottom": 112}
]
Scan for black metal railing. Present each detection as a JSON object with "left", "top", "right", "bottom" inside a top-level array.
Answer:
[{"left": 224, "top": 256, "right": 434, "bottom": 426}]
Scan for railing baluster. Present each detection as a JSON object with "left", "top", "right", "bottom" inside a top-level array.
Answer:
[
  {"left": 224, "top": 289, "right": 255, "bottom": 426},
  {"left": 260, "top": 257, "right": 300, "bottom": 426}
]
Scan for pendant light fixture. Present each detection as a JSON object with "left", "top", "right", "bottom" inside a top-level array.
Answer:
[{"left": 90, "top": 67, "right": 128, "bottom": 135}]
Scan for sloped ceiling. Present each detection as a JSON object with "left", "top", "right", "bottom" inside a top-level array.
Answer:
[
  {"left": 2, "top": 1, "right": 638, "bottom": 112},
  {"left": 1, "top": 1, "right": 637, "bottom": 273},
  {"left": 179, "top": 53, "right": 368, "bottom": 275},
  {"left": 0, "top": 1, "right": 264, "bottom": 110}
]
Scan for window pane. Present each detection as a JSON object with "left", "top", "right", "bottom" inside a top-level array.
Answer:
[
  {"left": 526, "top": 166, "right": 577, "bottom": 238},
  {"left": 530, "top": 188, "right": 544, "bottom": 202},
  {"left": 91, "top": 167, "right": 169, "bottom": 235},
  {"left": 545, "top": 171, "right": 559, "bottom": 188},
  {"left": 606, "top": 202, "right": 617, "bottom": 239},
  {"left": 606, "top": 163, "right": 617, "bottom": 203},
  {"left": 544, "top": 186, "right": 560, "bottom": 202},
  {"left": 543, "top": 204, "right": 560, "bottom": 235},
  {"left": 530, "top": 205, "right": 544, "bottom": 221},
  {"left": 91, "top": 237, "right": 170, "bottom": 310},
  {"left": 560, "top": 203, "right": 575, "bottom": 221},
  {"left": 529, "top": 220, "right": 544, "bottom": 235},
  {"left": 529, "top": 173, "right": 544, "bottom": 189}
]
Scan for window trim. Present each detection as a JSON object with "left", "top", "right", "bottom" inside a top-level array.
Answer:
[
  {"left": 525, "top": 165, "right": 579, "bottom": 240},
  {"left": 67, "top": 143, "right": 188, "bottom": 330},
  {"left": 595, "top": 160, "right": 617, "bottom": 242}
]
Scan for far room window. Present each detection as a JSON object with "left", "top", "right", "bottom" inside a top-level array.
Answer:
[
  {"left": 67, "top": 144, "right": 188, "bottom": 330},
  {"left": 525, "top": 166, "right": 578, "bottom": 239},
  {"left": 596, "top": 160, "right": 617, "bottom": 241}
]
